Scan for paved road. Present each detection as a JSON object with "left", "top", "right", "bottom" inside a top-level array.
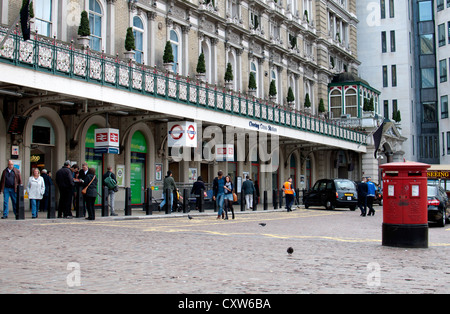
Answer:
[{"left": 0, "top": 205, "right": 449, "bottom": 294}]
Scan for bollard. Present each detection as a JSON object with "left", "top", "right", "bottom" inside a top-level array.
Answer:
[
  {"left": 240, "top": 192, "right": 245, "bottom": 211},
  {"left": 183, "top": 189, "right": 188, "bottom": 213},
  {"left": 47, "top": 185, "right": 56, "bottom": 219},
  {"left": 273, "top": 189, "right": 278, "bottom": 209},
  {"left": 165, "top": 188, "right": 171, "bottom": 214},
  {"left": 199, "top": 188, "right": 204, "bottom": 212},
  {"left": 16, "top": 185, "right": 25, "bottom": 220},
  {"left": 263, "top": 190, "right": 268, "bottom": 211},
  {"left": 145, "top": 188, "right": 152, "bottom": 215},
  {"left": 75, "top": 185, "right": 84, "bottom": 218},
  {"left": 279, "top": 189, "right": 283, "bottom": 208},
  {"left": 124, "top": 187, "right": 131, "bottom": 216},
  {"left": 101, "top": 186, "right": 109, "bottom": 217}
]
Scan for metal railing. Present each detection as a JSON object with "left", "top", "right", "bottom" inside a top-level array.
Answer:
[{"left": 0, "top": 27, "right": 366, "bottom": 145}]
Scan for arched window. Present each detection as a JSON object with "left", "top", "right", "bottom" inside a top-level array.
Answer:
[
  {"left": 89, "top": 0, "right": 102, "bottom": 51},
  {"left": 344, "top": 88, "right": 357, "bottom": 117},
  {"left": 133, "top": 16, "right": 144, "bottom": 64},
  {"left": 170, "top": 30, "right": 179, "bottom": 73},
  {"left": 330, "top": 89, "right": 342, "bottom": 118},
  {"left": 250, "top": 61, "right": 258, "bottom": 95},
  {"left": 34, "top": 0, "right": 52, "bottom": 37}
]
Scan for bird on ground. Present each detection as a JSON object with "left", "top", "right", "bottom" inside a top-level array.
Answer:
[
  {"left": 287, "top": 247, "right": 294, "bottom": 255},
  {"left": 259, "top": 223, "right": 266, "bottom": 227},
  {"left": 188, "top": 215, "right": 193, "bottom": 220}
]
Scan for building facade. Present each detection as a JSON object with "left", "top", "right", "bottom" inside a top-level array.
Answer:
[{"left": 0, "top": 0, "right": 378, "bottom": 208}]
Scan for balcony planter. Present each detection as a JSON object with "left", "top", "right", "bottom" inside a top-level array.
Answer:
[
  {"left": 77, "top": 36, "right": 90, "bottom": 49},
  {"left": 124, "top": 27, "right": 135, "bottom": 61},
  {"left": 124, "top": 50, "right": 135, "bottom": 61},
  {"left": 77, "top": 11, "right": 90, "bottom": 49},
  {"left": 163, "top": 41, "right": 174, "bottom": 72}
]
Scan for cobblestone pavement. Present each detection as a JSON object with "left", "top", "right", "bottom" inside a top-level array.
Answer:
[{"left": 0, "top": 205, "right": 449, "bottom": 294}]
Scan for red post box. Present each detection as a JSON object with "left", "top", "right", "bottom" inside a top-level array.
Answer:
[{"left": 380, "top": 161, "right": 430, "bottom": 248}]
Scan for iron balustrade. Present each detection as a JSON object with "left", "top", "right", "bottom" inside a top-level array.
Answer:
[{"left": 0, "top": 27, "right": 366, "bottom": 145}]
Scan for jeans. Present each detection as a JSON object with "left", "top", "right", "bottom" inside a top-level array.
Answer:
[
  {"left": 216, "top": 193, "right": 225, "bottom": 216},
  {"left": 245, "top": 194, "right": 253, "bottom": 210},
  {"left": 30, "top": 199, "right": 40, "bottom": 218},
  {"left": 3, "top": 187, "right": 17, "bottom": 218},
  {"left": 108, "top": 190, "right": 115, "bottom": 214},
  {"left": 159, "top": 192, "right": 173, "bottom": 211}
]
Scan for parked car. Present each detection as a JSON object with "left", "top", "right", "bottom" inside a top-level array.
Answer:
[
  {"left": 427, "top": 184, "right": 450, "bottom": 227},
  {"left": 303, "top": 179, "right": 357, "bottom": 211}
]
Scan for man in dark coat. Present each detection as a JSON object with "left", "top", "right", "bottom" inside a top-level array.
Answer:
[
  {"left": 357, "top": 177, "right": 368, "bottom": 217},
  {"left": 39, "top": 169, "right": 53, "bottom": 212},
  {"left": 55, "top": 160, "right": 74, "bottom": 218},
  {"left": 0, "top": 160, "right": 22, "bottom": 219}
]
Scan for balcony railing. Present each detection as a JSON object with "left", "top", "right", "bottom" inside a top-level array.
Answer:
[{"left": 0, "top": 28, "right": 366, "bottom": 145}]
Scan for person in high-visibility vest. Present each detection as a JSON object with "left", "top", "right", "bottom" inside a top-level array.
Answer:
[{"left": 282, "top": 177, "right": 295, "bottom": 212}]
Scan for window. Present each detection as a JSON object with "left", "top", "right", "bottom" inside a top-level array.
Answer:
[
  {"left": 383, "top": 66, "right": 388, "bottom": 87},
  {"left": 421, "top": 68, "right": 436, "bottom": 88},
  {"left": 381, "top": 31, "right": 387, "bottom": 53},
  {"left": 423, "top": 102, "right": 437, "bottom": 122},
  {"left": 437, "top": 0, "right": 444, "bottom": 10},
  {"left": 441, "top": 95, "right": 448, "bottom": 118},
  {"left": 389, "top": 0, "right": 394, "bottom": 18},
  {"left": 330, "top": 89, "right": 342, "bottom": 118},
  {"left": 420, "top": 34, "right": 434, "bottom": 54},
  {"left": 35, "top": 0, "right": 52, "bottom": 37},
  {"left": 380, "top": 0, "right": 386, "bottom": 19},
  {"left": 89, "top": 0, "right": 102, "bottom": 52},
  {"left": 344, "top": 88, "right": 357, "bottom": 117},
  {"left": 170, "top": 30, "right": 179, "bottom": 73},
  {"left": 448, "top": 22, "right": 450, "bottom": 44},
  {"left": 391, "top": 65, "right": 397, "bottom": 87},
  {"left": 447, "top": 132, "right": 450, "bottom": 154},
  {"left": 390, "top": 30, "right": 396, "bottom": 52},
  {"left": 440, "top": 59, "right": 447, "bottom": 82},
  {"left": 250, "top": 61, "right": 258, "bottom": 96},
  {"left": 418, "top": 1, "right": 433, "bottom": 22},
  {"left": 133, "top": 17, "right": 144, "bottom": 64},
  {"left": 438, "top": 23, "right": 446, "bottom": 47},
  {"left": 384, "top": 100, "right": 389, "bottom": 119}
]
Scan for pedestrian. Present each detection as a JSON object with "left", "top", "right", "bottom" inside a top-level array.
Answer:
[
  {"left": 27, "top": 168, "right": 45, "bottom": 218},
  {"left": 39, "top": 169, "right": 53, "bottom": 213},
  {"left": 103, "top": 166, "right": 118, "bottom": 216},
  {"left": 223, "top": 175, "right": 235, "bottom": 220},
  {"left": 71, "top": 164, "right": 80, "bottom": 211},
  {"left": 55, "top": 160, "right": 74, "bottom": 218},
  {"left": 366, "top": 177, "right": 376, "bottom": 216},
  {"left": 212, "top": 170, "right": 225, "bottom": 219},
  {"left": 83, "top": 167, "right": 98, "bottom": 220},
  {"left": 191, "top": 176, "right": 206, "bottom": 211},
  {"left": 357, "top": 177, "right": 368, "bottom": 217},
  {"left": 0, "top": 160, "right": 23, "bottom": 219},
  {"left": 159, "top": 170, "right": 177, "bottom": 212},
  {"left": 241, "top": 176, "right": 255, "bottom": 210},
  {"left": 254, "top": 180, "right": 260, "bottom": 206},
  {"left": 282, "top": 177, "right": 294, "bottom": 212}
]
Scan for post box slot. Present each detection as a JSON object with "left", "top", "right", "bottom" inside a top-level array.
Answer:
[
  {"left": 408, "top": 172, "right": 422, "bottom": 176},
  {"left": 385, "top": 171, "right": 398, "bottom": 176}
]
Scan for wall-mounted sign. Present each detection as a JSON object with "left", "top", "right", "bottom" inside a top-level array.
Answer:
[
  {"left": 167, "top": 121, "right": 197, "bottom": 147},
  {"left": 215, "top": 144, "right": 234, "bottom": 161},
  {"left": 94, "top": 128, "right": 119, "bottom": 147},
  {"left": 94, "top": 128, "right": 120, "bottom": 154}
]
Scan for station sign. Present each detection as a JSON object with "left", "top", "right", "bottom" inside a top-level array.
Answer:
[{"left": 167, "top": 121, "right": 197, "bottom": 147}]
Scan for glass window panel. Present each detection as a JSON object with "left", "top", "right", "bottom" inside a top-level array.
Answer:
[
  {"left": 420, "top": 34, "right": 434, "bottom": 54},
  {"left": 421, "top": 68, "right": 436, "bottom": 88},
  {"left": 418, "top": 1, "right": 433, "bottom": 21}
]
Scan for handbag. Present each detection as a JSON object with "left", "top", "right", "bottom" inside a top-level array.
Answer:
[
  {"left": 81, "top": 175, "right": 96, "bottom": 195},
  {"left": 232, "top": 192, "right": 238, "bottom": 202}
]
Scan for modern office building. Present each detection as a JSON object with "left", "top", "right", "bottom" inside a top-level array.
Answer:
[
  {"left": 358, "top": 0, "right": 450, "bottom": 165},
  {"left": 0, "top": 0, "right": 383, "bottom": 209}
]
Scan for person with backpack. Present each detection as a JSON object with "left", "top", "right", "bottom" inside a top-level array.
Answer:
[{"left": 103, "top": 166, "right": 118, "bottom": 216}]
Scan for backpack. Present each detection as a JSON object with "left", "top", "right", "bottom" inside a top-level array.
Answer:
[{"left": 104, "top": 173, "right": 117, "bottom": 189}]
